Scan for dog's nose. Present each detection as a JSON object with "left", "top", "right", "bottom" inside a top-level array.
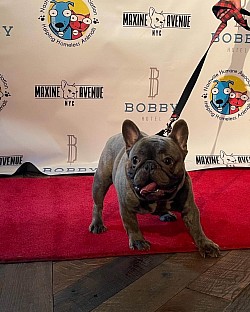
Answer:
[
  {"left": 216, "top": 99, "right": 223, "bottom": 104},
  {"left": 144, "top": 161, "right": 157, "bottom": 172},
  {"left": 55, "top": 22, "right": 64, "bottom": 29}
]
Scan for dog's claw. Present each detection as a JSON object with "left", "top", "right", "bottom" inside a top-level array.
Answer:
[
  {"left": 198, "top": 240, "right": 220, "bottom": 258},
  {"left": 89, "top": 223, "right": 107, "bottom": 234},
  {"left": 129, "top": 239, "right": 151, "bottom": 251}
]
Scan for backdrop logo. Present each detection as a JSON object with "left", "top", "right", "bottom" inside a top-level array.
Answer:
[
  {"left": 0, "top": 155, "right": 23, "bottom": 167},
  {"left": 212, "top": 31, "right": 250, "bottom": 46},
  {"left": 0, "top": 74, "right": 11, "bottom": 113},
  {"left": 123, "top": 7, "right": 191, "bottom": 37},
  {"left": 34, "top": 79, "right": 104, "bottom": 106},
  {"left": 196, "top": 150, "right": 250, "bottom": 167},
  {"left": 125, "top": 67, "right": 177, "bottom": 122},
  {"left": 67, "top": 134, "right": 77, "bottom": 164},
  {"left": 43, "top": 166, "right": 96, "bottom": 174},
  {"left": 202, "top": 70, "right": 250, "bottom": 121},
  {"left": 39, "top": 0, "right": 99, "bottom": 47},
  {"left": 148, "top": 67, "right": 159, "bottom": 98}
]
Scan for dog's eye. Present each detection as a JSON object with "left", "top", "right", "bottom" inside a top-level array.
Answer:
[
  {"left": 63, "top": 9, "right": 71, "bottom": 17},
  {"left": 49, "top": 9, "right": 58, "bottom": 17},
  {"left": 241, "top": 94, "right": 249, "bottom": 101},
  {"left": 211, "top": 87, "right": 219, "bottom": 95},
  {"left": 163, "top": 157, "right": 173, "bottom": 165},
  {"left": 224, "top": 88, "right": 231, "bottom": 95},
  {"left": 71, "top": 15, "right": 77, "bottom": 22},
  {"left": 83, "top": 17, "right": 92, "bottom": 25},
  {"left": 132, "top": 156, "right": 139, "bottom": 166}
]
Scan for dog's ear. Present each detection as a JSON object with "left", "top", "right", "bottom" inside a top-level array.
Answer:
[
  {"left": 169, "top": 119, "right": 188, "bottom": 156},
  {"left": 149, "top": 7, "right": 155, "bottom": 16},
  {"left": 61, "top": 80, "right": 67, "bottom": 90},
  {"left": 122, "top": 120, "right": 143, "bottom": 150}
]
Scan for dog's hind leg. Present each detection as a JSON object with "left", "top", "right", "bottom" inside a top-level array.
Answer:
[{"left": 89, "top": 133, "right": 125, "bottom": 234}]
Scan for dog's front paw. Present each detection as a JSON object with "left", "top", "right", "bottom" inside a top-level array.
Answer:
[
  {"left": 129, "top": 239, "right": 151, "bottom": 251},
  {"left": 89, "top": 221, "right": 107, "bottom": 234},
  {"left": 198, "top": 239, "right": 220, "bottom": 258}
]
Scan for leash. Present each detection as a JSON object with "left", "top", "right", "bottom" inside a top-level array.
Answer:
[{"left": 156, "top": 0, "right": 250, "bottom": 137}]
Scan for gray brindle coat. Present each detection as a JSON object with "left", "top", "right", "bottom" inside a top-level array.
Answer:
[{"left": 89, "top": 119, "right": 220, "bottom": 257}]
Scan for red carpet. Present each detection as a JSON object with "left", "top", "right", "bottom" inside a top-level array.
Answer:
[{"left": 0, "top": 169, "right": 249, "bottom": 263}]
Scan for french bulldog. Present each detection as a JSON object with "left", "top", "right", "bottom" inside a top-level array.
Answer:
[{"left": 89, "top": 119, "right": 220, "bottom": 257}]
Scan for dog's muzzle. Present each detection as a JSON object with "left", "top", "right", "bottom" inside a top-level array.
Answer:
[
  {"left": 134, "top": 180, "right": 180, "bottom": 200},
  {"left": 134, "top": 172, "right": 185, "bottom": 201},
  {"left": 130, "top": 159, "right": 186, "bottom": 201}
]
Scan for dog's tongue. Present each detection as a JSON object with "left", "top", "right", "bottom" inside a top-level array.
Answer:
[{"left": 140, "top": 182, "right": 158, "bottom": 196}]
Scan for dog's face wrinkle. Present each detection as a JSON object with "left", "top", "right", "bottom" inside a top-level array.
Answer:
[
  {"left": 128, "top": 155, "right": 183, "bottom": 191},
  {"left": 130, "top": 137, "right": 179, "bottom": 160},
  {"left": 128, "top": 145, "right": 182, "bottom": 180},
  {"left": 124, "top": 134, "right": 186, "bottom": 201}
]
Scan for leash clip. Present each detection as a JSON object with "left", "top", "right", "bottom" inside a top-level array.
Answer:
[{"left": 163, "top": 115, "right": 179, "bottom": 137}]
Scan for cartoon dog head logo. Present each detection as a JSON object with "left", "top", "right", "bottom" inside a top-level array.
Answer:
[
  {"left": 49, "top": 0, "right": 74, "bottom": 39},
  {"left": 219, "top": 150, "right": 236, "bottom": 167},
  {"left": 61, "top": 80, "right": 77, "bottom": 99},
  {"left": 208, "top": 74, "right": 250, "bottom": 116},
  {"left": 48, "top": 0, "right": 93, "bottom": 40},
  {"left": 210, "top": 80, "right": 234, "bottom": 115},
  {"left": 204, "top": 72, "right": 250, "bottom": 119},
  {"left": 148, "top": 7, "right": 165, "bottom": 29}
]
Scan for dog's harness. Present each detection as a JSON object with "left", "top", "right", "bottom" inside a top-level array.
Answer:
[{"left": 157, "top": 0, "right": 250, "bottom": 137}]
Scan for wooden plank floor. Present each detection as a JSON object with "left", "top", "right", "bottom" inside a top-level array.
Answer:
[{"left": 1, "top": 250, "right": 250, "bottom": 312}]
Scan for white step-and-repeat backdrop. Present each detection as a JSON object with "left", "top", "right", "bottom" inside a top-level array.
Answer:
[{"left": 1, "top": 0, "right": 250, "bottom": 175}]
